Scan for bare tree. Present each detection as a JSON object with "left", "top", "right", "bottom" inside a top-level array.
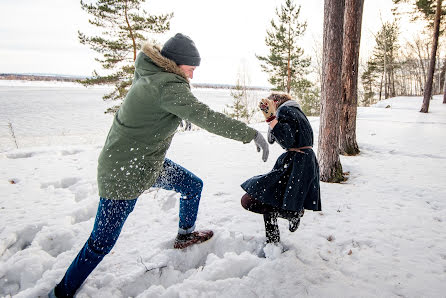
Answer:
[
  {"left": 318, "top": 0, "right": 345, "bottom": 182},
  {"left": 421, "top": 0, "right": 443, "bottom": 113},
  {"left": 339, "top": 0, "right": 363, "bottom": 156},
  {"left": 408, "top": 36, "right": 430, "bottom": 93}
]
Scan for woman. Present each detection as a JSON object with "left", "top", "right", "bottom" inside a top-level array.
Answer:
[{"left": 241, "top": 93, "right": 321, "bottom": 244}]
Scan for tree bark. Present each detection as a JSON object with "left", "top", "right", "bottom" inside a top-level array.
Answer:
[
  {"left": 318, "top": 0, "right": 345, "bottom": 182},
  {"left": 124, "top": 0, "right": 137, "bottom": 61},
  {"left": 440, "top": 59, "right": 446, "bottom": 103},
  {"left": 421, "top": 0, "right": 442, "bottom": 113},
  {"left": 443, "top": 74, "right": 446, "bottom": 103},
  {"left": 287, "top": 23, "right": 292, "bottom": 94},
  {"left": 339, "top": 0, "right": 363, "bottom": 156}
]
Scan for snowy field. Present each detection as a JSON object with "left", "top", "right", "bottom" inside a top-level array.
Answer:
[{"left": 1, "top": 80, "right": 445, "bottom": 297}]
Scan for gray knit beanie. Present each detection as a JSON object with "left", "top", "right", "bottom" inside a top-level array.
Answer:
[{"left": 161, "top": 33, "right": 201, "bottom": 66}]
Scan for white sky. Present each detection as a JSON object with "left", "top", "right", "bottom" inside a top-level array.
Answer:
[{"left": 0, "top": 0, "right": 398, "bottom": 86}]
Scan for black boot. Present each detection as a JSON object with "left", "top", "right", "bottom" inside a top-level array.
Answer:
[
  {"left": 263, "top": 212, "right": 280, "bottom": 243},
  {"left": 278, "top": 209, "right": 304, "bottom": 232},
  {"left": 288, "top": 217, "right": 301, "bottom": 232}
]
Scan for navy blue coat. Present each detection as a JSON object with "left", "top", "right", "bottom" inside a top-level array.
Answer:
[{"left": 241, "top": 101, "right": 321, "bottom": 212}]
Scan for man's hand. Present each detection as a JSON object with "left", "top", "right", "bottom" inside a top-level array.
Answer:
[
  {"left": 254, "top": 131, "right": 269, "bottom": 162},
  {"left": 259, "top": 98, "right": 276, "bottom": 123}
]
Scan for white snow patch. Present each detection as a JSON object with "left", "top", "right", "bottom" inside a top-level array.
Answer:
[{"left": 1, "top": 85, "right": 445, "bottom": 297}]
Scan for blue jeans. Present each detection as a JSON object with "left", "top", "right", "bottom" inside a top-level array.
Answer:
[
  {"left": 153, "top": 158, "right": 203, "bottom": 233},
  {"left": 55, "top": 159, "right": 203, "bottom": 297}
]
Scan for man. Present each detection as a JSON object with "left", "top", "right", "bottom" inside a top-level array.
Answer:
[{"left": 48, "top": 33, "right": 268, "bottom": 297}]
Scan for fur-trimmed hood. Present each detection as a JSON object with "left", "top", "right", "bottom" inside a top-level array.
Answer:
[
  {"left": 277, "top": 99, "right": 301, "bottom": 111},
  {"left": 139, "top": 42, "right": 189, "bottom": 81}
]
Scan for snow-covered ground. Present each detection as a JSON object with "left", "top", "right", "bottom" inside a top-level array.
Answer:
[{"left": 1, "top": 81, "right": 445, "bottom": 297}]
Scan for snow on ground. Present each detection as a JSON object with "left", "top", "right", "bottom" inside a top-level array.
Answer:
[{"left": 0, "top": 81, "right": 445, "bottom": 297}]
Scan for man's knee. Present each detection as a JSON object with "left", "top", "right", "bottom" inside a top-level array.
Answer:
[
  {"left": 189, "top": 176, "right": 203, "bottom": 196},
  {"left": 195, "top": 177, "right": 203, "bottom": 192},
  {"left": 87, "top": 237, "right": 115, "bottom": 256}
]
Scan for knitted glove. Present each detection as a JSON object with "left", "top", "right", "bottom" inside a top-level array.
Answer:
[
  {"left": 253, "top": 130, "right": 269, "bottom": 162},
  {"left": 259, "top": 98, "right": 277, "bottom": 122}
]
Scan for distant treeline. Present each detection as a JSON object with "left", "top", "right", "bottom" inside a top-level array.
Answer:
[
  {"left": 0, "top": 73, "right": 84, "bottom": 82},
  {"left": 191, "top": 83, "right": 269, "bottom": 91},
  {"left": 0, "top": 73, "right": 269, "bottom": 91}
]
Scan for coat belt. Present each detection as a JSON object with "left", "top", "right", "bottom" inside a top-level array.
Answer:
[{"left": 287, "top": 146, "right": 313, "bottom": 153}]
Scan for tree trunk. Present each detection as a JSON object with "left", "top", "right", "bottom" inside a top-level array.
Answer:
[
  {"left": 287, "top": 23, "right": 292, "bottom": 94},
  {"left": 443, "top": 75, "right": 446, "bottom": 103},
  {"left": 441, "top": 58, "right": 446, "bottom": 95},
  {"left": 415, "top": 62, "right": 424, "bottom": 95},
  {"left": 318, "top": 0, "right": 345, "bottom": 183},
  {"left": 421, "top": 0, "right": 442, "bottom": 113},
  {"left": 339, "top": 0, "right": 363, "bottom": 156},
  {"left": 124, "top": 0, "right": 137, "bottom": 61},
  {"left": 287, "top": 59, "right": 292, "bottom": 94}
]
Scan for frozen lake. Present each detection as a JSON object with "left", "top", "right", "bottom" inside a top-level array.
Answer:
[{"left": 0, "top": 81, "right": 268, "bottom": 152}]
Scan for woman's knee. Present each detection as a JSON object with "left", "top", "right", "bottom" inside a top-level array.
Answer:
[
  {"left": 241, "top": 193, "right": 275, "bottom": 214},
  {"left": 241, "top": 193, "right": 253, "bottom": 210}
]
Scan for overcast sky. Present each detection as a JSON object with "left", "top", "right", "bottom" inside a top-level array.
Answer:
[{"left": 1, "top": 0, "right": 397, "bottom": 86}]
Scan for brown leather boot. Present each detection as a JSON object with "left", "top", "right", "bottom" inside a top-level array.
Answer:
[{"left": 173, "top": 230, "right": 214, "bottom": 249}]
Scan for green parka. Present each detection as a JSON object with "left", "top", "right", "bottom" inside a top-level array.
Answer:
[{"left": 97, "top": 43, "right": 257, "bottom": 200}]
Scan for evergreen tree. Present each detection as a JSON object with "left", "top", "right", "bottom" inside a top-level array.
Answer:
[
  {"left": 78, "top": 0, "right": 173, "bottom": 112},
  {"left": 256, "top": 0, "right": 311, "bottom": 94},
  {"left": 393, "top": 0, "right": 446, "bottom": 26},
  {"left": 339, "top": 0, "right": 364, "bottom": 156},
  {"left": 393, "top": 0, "right": 446, "bottom": 111},
  {"left": 420, "top": 0, "right": 443, "bottom": 112},
  {"left": 365, "top": 21, "right": 400, "bottom": 101},
  {"left": 292, "top": 81, "right": 321, "bottom": 116},
  {"left": 318, "top": 0, "right": 346, "bottom": 183},
  {"left": 361, "top": 61, "right": 378, "bottom": 105},
  {"left": 224, "top": 71, "right": 255, "bottom": 123}
]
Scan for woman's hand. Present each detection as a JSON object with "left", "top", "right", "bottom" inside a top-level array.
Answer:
[{"left": 259, "top": 98, "right": 276, "bottom": 123}]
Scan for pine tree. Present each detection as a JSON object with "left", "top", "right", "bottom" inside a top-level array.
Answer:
[
  {"left": 420, "top": 0, "right": 443, "bottom": 112},
  {"left": 293, "top": 82, "right": 321, "bottom": 116},
  {"left": 224, "top": 71, "right": 255, "bottom": 123},
  {"left": 339, "top": 0, "right": 364, "bottom": 156},
  {"left": 256, "top": 0, "right": 311, "bottom": 94},
  {"left": 361, "top": 61, "right": 378, "bottom": 105},
  {"left": 393, "top": 0, "right": 446, "bottom": 112},
  {"left": 78, "top": 0, "right": 173, "bottom": 112},
  {"left": 365, "top": 21, "right": 400, "bottom": 101},
  {"left": 318, "top": 0, "right": 345, "bottom": 183}
]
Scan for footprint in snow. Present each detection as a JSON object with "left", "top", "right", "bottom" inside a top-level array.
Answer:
[
  {"left": 0, "top": 223, "right": 44, "bottom": 256},
  {"left": 60, "top": 149, "right": 83, "bottom": 156},
  {"left": 5, "top": 152, "right": 35, "bottom": 159},
  {"left": 40, "top": 177, "right": 81, "bottom": 189}
]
